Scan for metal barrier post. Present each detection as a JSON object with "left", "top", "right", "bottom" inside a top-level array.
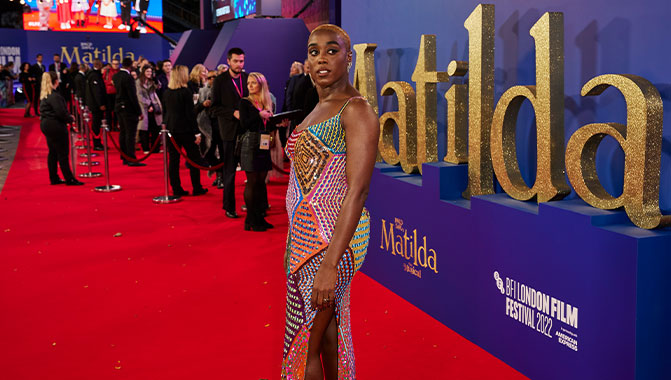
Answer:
[
  {"left": 69, "top": 123, "right": 77, "bottom": 177},
  {"left": 152, "top": 126, "right": 181, "bottom": 204},
  {"left": 76, "top": 98, "right": 86, "bottom": 146},
  {"left": 78, "top": 108, "right": 102, "bottom": 178},
  {"left": 79, "top": 107, "right": 100, "bottom": 165},
  {"left": 95, "top": 120, "right": 121, "bottom": 192}
]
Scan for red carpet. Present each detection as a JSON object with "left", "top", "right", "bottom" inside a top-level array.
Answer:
[{"left": 0, "top": 108, "right": 529, "bottom": 379}]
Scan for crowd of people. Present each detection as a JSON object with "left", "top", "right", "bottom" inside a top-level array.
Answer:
[{"left": 11, "top": 47, "right": 319, "bottom": 232}]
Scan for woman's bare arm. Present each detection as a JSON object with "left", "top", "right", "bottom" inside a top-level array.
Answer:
[{"left": 310, "top": 97, "right": 380, "bottom": 310}]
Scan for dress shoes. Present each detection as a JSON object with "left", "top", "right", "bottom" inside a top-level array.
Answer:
[
  {"left": 93, "top": 145, "right": 104, "bottom": 151},
  {"left": 262, "top": 220, "right": 274, "bottom": 229},
  {"left": 173, "top": 188, "right": 189, "bottom": 197},
  {"left": 126, "top": 162, "right": 146, "bottom": 167},
  {"left": 192, "top": 188, "right": 208, "bottom": 196},
  {"left": 241, "top": 204, "right": 247, "bottom": 212},
  {"left": 244, "top": 223, "right": 267, "bottom": 232},
  {"left": 65, "top": 178, "right": 84, "bottom": 186},
  {"left": 225, "top": 211, "right": 239, "bottom": 219},
  {"left": 50, "top": 178, "right": 66, "bottom": 185}
]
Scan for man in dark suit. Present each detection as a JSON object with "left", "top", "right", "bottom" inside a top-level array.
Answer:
[
  {"left": 73, "top": 64, "right": 88, "bottom": 104},
  {"left": 30, "top": 53, "right": 46, "bottom": 116},
  {"left": 211, "top": 47, "right": 248, "bottom": 218},
  {"left": 48, "top": 53, "right": 68, "bottom": 95},
  {"left": 113, "top": 57, "right": 145, "bottom": 167},
  {"left": 85, "top": 59, "right": 107, "bottom": 150},
  {"left": 291, "top": 59, "right": 318, "bottom": 132}
]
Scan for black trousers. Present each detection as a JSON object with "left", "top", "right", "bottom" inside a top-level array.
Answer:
[
  {"left": 41, "top": 120, "right": 75, "bottom": 182},
  {"left": 221, "top": 139, "right": 238, "bottom": 213},
  {"left": 106, "top": 93, "right": 117, "bottom": 130},
  {"left": 204, "top": 118, "right": 223, "bottom": 168},
  {"left": 117, "top": 111, "right": 138, "bottom": 162},
  {"left": 33, "top": 84, "right": 41, "bottom": 116},
  {"left": 168, "top": 132, "right": 206, "bottom": 191},
  {"left": 244, "top": 170, "right": 268, "bottom": 226},
  {"left": 121, "top": 5, "right": 131, "bottom": 25},
  {"left": 90, "top": 109, "right": 103, "bottom": 147},
  {"left": 139, "top": 112, "right": 160, "bottom": 152}
]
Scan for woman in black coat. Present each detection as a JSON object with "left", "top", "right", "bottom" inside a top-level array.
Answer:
[
  {"left": 39, "top": 71, "right": 83, "bottom": 186},
  {"left": 239, "top": 72, "right": 275, "bottom": 231},
  {"left": 19, "top": 62, "right": 36, "bottom": 117},
  {"left": 162, "top": 65, "right": 209, "bottom": 197}
]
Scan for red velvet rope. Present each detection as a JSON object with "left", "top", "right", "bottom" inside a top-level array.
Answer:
[
  {"left": 166, "top": 133, "right": 226, "bottom": 171},
  {"left": 106, "top": 132, "right": 161, "bottom": 163}
]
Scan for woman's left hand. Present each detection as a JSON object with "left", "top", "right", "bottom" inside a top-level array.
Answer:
[{"left": 311, "top": 262, "right": 337, "bottom": 311}]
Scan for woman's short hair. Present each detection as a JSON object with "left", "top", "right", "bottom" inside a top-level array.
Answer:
[
  {"left": 310, "top": 24, "right": 351, "bottom": 52},
  {"left": 40, "top": 71, "right": 58, "bottom": 100},
  {"left": 168, "top": 65, "right": 189, "bottom": 89}
]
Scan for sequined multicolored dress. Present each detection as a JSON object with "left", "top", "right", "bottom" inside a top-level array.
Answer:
[{"left": 282, "top": 97, "right": 370, "bottom": 379}]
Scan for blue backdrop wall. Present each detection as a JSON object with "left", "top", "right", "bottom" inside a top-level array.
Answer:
[{"left": 341, "top": 1, "right": 671, "bottom": 379}]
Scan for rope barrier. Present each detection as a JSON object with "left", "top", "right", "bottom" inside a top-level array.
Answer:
[
  {"left": 166, "top": 133, "right": 226, "bottom": 171},
  {"left": 106, "top": 133, "right": 162, "bottom": 163}
]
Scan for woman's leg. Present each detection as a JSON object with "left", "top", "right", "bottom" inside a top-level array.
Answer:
[
  {"left": 168, "top": 135, "right": 182, "bottom": 191},
  {"left": 243, "top": 171, "right": 255, "bottom": 225},
  {"left": 139, "top": 129, "right": 149, "bottom": 152},
  {"left": 42, "top": 127, "right": 60, "bottom": 182},
  {"left": 305, "top": 308, "right": 338, "bottom": 380},
  {"left": 180, "top": 135, "right": 207, "bottom": 190},
  {"left": 54, "top": 127, "right": 75, "bottom": 181},
  {"left": 148, "top": 114, "right": 160, "bottom": 153}
]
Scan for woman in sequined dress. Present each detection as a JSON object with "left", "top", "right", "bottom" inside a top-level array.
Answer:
[{"left": 282, "top": 24, "right": 379, "bottom": 379}]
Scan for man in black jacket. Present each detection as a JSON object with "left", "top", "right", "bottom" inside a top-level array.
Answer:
[
  {"left": 73, "top": 64, "right": 88, "bottom": 105},
  {"left": 30, "top": 53, "right": 46, "bottom": 116},
  {"left": 113, "top": 57, "right": 144, "bottom": 166},
  {"left": 48, "top": 53, "right": 69, "bottom": 99},
  {"left": 211, "top": 47, "right": 248, "bottom": 218},
  {"left": 85, "top": 59, "right": 107, "bottom": 150}
]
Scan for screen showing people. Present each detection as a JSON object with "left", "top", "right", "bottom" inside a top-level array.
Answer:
[
  {"left": 23, "top": 0, "right": 163, "bottom": 33},
  {"left": 212, "top": 0, "right": 256, "bottom": 24}
]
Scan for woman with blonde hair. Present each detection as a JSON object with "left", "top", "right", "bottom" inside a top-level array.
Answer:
[
  {"left": 239, "top": 72, "right": 274, "bottom": 231},
  {"left": 162, "top": 65, "right": 209, "bottom": 197},
  {"left": 187, "top": 63, "right": 208, "bottom": 95},
  {"left": 39, "top": 72, "right": 82, "bottom": 186}
]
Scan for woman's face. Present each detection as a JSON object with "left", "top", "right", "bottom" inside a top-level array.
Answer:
[
  {"left": 144, "top": 68, "right": 153, "bottom": 79},
  {"left": 306, "top": 30, "right": 350, "bottom": 88},
  {"left": 201, "top": 68, "right": 208, "bottom": 80},
  {"left": 247, "top": 77, "right": 260, "bottom": 95}
]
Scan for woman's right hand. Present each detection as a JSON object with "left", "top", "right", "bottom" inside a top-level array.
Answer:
[{"left": 260, "top": 110, "right": 272, "bottom": 120}]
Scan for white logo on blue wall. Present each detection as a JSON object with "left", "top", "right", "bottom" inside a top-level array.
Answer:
[{"left": 494, "top": 271, "right": 505, "bottom": 294}]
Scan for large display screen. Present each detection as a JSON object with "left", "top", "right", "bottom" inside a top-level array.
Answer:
[
  {"left": 22, "top": 0, "right": 163, "bottom": 33},
  {"left": 212, "top": 0, "right": 257, "bottom": 24}
]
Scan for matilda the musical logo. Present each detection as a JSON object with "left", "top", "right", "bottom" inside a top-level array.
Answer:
[{"left": 380, "top": 217, "right": 438, "bottom": 278}]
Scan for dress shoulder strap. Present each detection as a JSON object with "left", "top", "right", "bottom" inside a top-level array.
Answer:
[{"left": 337, "top": 96, "right": 366, "bottom": 116}]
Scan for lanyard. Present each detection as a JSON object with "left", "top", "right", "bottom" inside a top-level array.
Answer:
[{"left": 231, "top": 76, "right": 243, "bottom": 98}]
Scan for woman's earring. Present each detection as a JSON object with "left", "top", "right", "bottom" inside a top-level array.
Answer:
[{"left": 347, "top": 62, "right": 352, "bottom": 72}]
